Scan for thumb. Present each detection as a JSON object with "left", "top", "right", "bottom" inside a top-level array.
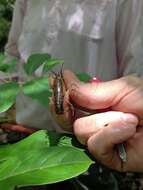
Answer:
[{"left": 63, "top": 70, "right": 137, "bottom": 110}]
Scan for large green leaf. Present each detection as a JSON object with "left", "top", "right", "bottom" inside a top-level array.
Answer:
[
  {"left": 23, "top": 77, "right": 52, "bottom": 107},
  {"left": 43, "top": 59, "right": 64, "bottom": 73},
  {"left": 24, "top": 53, "right": 51, "bottom": 75},
  {"left": 0, "top": 130, "right": 93, "bottom": 189},
  {"left": 0, "top": 82, "right": 19, "bottom": 113}
]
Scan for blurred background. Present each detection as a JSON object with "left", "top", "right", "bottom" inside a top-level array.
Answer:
[{"left": 0, "top": 0, "right": 15, "bottom": 51}]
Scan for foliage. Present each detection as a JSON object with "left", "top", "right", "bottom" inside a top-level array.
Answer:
[
  {"left": 0, "top": 53, "right": 92, "bottom": 114},
  {"left": 24, "top": 53, "right": 51, "bottom": 75},
  {"left": 0, "top": 53, "right": 94, "bottom": 189},
  {"left": 23, "top": 77, "right": 52, "bottom": 107},
  {"left": 0, "top": 54, "right": 17, "bottom": 72},
  {"left": 0, "top": 53, "right": 59, "bottom": 114},
  {"left": 0, "top": 81, "right": 19, "bottom": 112},
  {"left": 0, "top": 130, "right": 93, "bottom": 190},
  {"left": 0, "top": 0, "right": 15, "bottom": 51},
  {"left": 76, "top": 72, "right": 91, "bottom": 82}
]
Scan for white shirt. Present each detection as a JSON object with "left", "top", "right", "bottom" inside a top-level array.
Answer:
[{"left": 5, "top": 0, "right": 143, "bottom": 130}]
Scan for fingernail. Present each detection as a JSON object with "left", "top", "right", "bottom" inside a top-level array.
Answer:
[{"left": 122, "top": 113, "right": 138, "bottom": 126}]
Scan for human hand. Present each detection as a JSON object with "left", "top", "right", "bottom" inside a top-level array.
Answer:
[
  {"left": 63, "top": 70, "right": 143, "bottom": 172},
  {"left": 64, "top": 70, "right": 143, "bottom": 124}
]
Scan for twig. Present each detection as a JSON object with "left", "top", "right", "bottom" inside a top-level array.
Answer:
[{"left": 0, "top": 123, "right": 37, "bottom": 134}]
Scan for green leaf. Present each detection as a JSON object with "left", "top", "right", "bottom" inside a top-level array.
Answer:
[
  {"left": 57, "top": 134, "right": 82, "bottom": 148},
  {"left": 24, "top": 53, "right": 51, "bottom": 75},
  {"left": 0, "top": 182, "right": 14, "bottom": 190},
  {"left": 43, "top": 59, "right": 64, "bottom": 73},
  {"left": 0, "top": 63, "right": 10, "bottom": 72},
  {"left": 76, "top": 73, "right": 91, "bottom": 82},
  {"left": 0, "top": 53, "right": 17, "bottom": 73},
  {"left": 0, "top": 82, "right": 19, "bottom": 113},
  {"left": 23, "top": 77, "right": 52, "bottom": 107},
  {"left": 0, "top": 58, "right": 17, "bottom": 73},
  {"left": 0, "top": 130, "right": 93, "bottom": 190}
]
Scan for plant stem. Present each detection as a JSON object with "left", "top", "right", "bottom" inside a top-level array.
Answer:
[
  {"left": 0, "top": 117, "right": 36, "bottom": 134},
  {"left": 0, "top": 123, "right": 37, "bottom": 134}
]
